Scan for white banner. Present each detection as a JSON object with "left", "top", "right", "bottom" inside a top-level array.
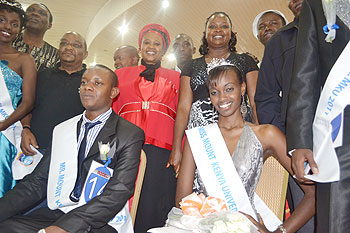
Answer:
[
  {"left": 0, "top": 67, "right": 41, "bottom": 180},
  {"left": 306, "top": 41, "right": 350, "bottom": 182},
  {"left": 186, "top": 124, "right": 281, "bottom": 231}
]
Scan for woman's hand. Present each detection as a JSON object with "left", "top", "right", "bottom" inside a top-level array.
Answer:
[
  {"left": 20, "top": 128, "right": 38, "bottom": 155},
  {"left": 166, "top": 150, "right": 182, "bottom": 177},
  {"left": 0, "top": 121, "right": 6, "bottom": 131},
  {"left": 240, "top": 212, "right": 272, "bottom": 233}
]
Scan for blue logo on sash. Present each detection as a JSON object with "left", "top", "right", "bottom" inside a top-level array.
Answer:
[
  {"left": 331, "top": 112, "right": 342, "bottom": 142},
  {"left": 18, "top": 153, "right": 34, "bottom": 166},
  {"left": 84, "top": 166, "right": 111, "bottom": 202}
]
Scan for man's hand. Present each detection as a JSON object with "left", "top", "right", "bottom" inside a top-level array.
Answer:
[
  {"left": 21, "top": 128, "right": 38, "bottom": 155},
  {"left": 166, "top": 150, "right": 182, "bottom": 178},
  {"left": 291, "top": 149, "right": 319, "bottom": 183},
  {"left": 44, "top": 226, "right": 68, "bottom": 233}
]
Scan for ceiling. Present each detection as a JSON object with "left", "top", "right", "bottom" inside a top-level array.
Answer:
[{"left": 20, "top": 0, "right": 293, "bottom": 70}]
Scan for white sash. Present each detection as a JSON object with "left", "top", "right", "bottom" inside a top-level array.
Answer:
[
  {"left": 305, "top": 41, "right": 350, "bottom": 182},
  {"left": 47, "top": 115, "right": 133, "bottom": 232},
  {"left": 186, "top": 124, "right": 281, "bottom": 231},
  {"left": 0, "top": 67, "right": 42, "bottom": 180}
]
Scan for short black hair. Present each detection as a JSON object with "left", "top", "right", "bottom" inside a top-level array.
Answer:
[{"left": 94, "top": 64, "right": 118, "bottom": 87}]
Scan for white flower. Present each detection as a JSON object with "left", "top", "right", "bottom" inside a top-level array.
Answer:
[
  {"left": 98, "top": 142, "right": 110, "bottom": 161},
  {"left": 210, "top": 212, "right": 251, "bottom": 233}
]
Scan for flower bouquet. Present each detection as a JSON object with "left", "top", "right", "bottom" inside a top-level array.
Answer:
[{"left": 165, "top": 193, "right": 257, "bottom": 233}]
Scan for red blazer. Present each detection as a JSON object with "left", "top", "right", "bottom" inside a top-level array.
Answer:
[{"left": 112, "top": 65, "right": 180, "bottom": 151}]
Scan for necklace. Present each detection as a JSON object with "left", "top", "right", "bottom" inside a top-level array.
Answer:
[{"left": 206, "top": 51, "right": 231, "bottom": 63}]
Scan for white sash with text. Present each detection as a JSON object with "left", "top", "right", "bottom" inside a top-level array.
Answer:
[
  {"left": 306, "top": 41, "right": 350, "bottom": 182},
  {"left": 186, "top": 124, "right": 281, "bottom": 231}
]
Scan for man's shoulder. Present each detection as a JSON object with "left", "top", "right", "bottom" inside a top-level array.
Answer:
[
  {"left": 114, "top": 113, "right": 144, "bottom": 138},
  {"left": 264, "top": 22, "right": 298, "bottom": 57}
]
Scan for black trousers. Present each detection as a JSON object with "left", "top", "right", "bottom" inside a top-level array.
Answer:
[
  {"left": 0, "top": 207, "right": 117, "bottom": 233},
  {"left": 134, "top": 145, "right": 177, "bottom": 233}
]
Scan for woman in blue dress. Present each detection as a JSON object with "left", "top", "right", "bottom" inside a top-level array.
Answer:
[{"left": 0, "top": 0, "right": 36, "bottom": 197}]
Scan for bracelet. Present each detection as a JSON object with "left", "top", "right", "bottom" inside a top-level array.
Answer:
[
  {"left": 22, "top": 126, "right": 32, "bottom": 131},
  {"left": 278, "top": 224, "right": 287, "bottom": 233}
]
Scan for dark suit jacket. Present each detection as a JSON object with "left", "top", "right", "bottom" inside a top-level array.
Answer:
[
  {"left": 0, "top": 111, "right": 145, "bottom": 232},
  {"left": 255, "top": 19, "right": 298, "bottom": 133},
  {"left": 286, "top": 0, "right": 350, "bottom": 151}
]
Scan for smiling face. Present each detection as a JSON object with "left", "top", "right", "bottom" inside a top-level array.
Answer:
[
  {"left": 288, "top": 0, "right": 304, "bottom": 18},
  {"left": 80, "top": 67, "right": 119, "bottom": 118},
  {"left": 208, "top": 69, "right": 246, "bottom": 118},
  {"left": 25, "top": 4, "right": 51, "bottom": 32},
  {"left": 257, "top": 12, "right": 285, "bottom": 45},
  {"left": 0, "top": 10, "right": 21, "bottom": 43},
  {"left": 206, "top": 14, "right": 231, "bottom": 49},
  {"left": 140, "top": 32, "right": 164, "bottom": 65},
  {"left": 59, "top": 32, "right": 87, "bottom": 66}
]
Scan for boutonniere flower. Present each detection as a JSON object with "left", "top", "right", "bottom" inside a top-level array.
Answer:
[{"left": 98, "top": 142, "right": 110, "bottom": 162}]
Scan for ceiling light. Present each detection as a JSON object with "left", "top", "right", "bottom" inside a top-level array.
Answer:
[
  {"left": 118, "top": 24, "right": 129, "bottom": 35},
  {"left": 162, "top": 0, "right": 169, "bottom": 9},
  {"left": 167, "top": 53, "right": 176, "bottom": 61}
]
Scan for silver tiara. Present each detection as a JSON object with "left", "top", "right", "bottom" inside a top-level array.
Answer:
[{"left": 206, "top": 58, "right": 236, "bottom": 75}]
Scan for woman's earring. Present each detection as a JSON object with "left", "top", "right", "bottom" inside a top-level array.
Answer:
[{"left": 240, "top": 95, "right": 247, "bottom": 116}]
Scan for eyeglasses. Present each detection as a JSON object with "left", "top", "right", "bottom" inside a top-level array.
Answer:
[{"left": 59, "top": 41, "right": 83, "bottom": 49}]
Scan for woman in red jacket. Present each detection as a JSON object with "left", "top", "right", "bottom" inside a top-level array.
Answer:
[{"left": 112, "top": 24, "right": 180, "bottom": 233}]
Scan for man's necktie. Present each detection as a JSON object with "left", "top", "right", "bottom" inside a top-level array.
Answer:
[{"left": 70, "top": 121, "right": 101, "bottom": 202}]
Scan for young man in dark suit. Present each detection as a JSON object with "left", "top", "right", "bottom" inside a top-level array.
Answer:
[{"left": 0, "top": 65, "right": 145, "bottom": 233}]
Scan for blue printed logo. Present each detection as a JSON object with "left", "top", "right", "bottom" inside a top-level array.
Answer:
[
  {"left": 18, "top": 153, "right": 34, "bottom": 166},
  {"left": 84, "top": 167, "right": 111, "bottom": 202},
  {"left": 331, "top": 112, "right": 342, "bottom": 142}
]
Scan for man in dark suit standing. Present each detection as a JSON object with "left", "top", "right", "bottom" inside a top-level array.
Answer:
[
  {"left": 255, "top": 1, "right": 315, "bottom": 232},
  {"left": 287, "top": 0, "right": 350, "bottom": 232},
  {"left": 0, "top": 65, "right": 145, "bottom": 233}
]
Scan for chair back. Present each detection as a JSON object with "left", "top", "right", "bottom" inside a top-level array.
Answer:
[
  {"left": 130, "top": 150, "right": 147, "bottom": 225},
  {"left": 255, "top": 156, "right": 289, "bottom": 221}
]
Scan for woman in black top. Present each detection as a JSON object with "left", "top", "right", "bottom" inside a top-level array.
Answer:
[{"left": 167, "top": 12, "right": 259, "bottom": 176}]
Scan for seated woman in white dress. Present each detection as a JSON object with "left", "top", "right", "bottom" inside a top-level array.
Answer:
[{"left": 175, "top": 60, "right": 315, "bottom": 233}]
